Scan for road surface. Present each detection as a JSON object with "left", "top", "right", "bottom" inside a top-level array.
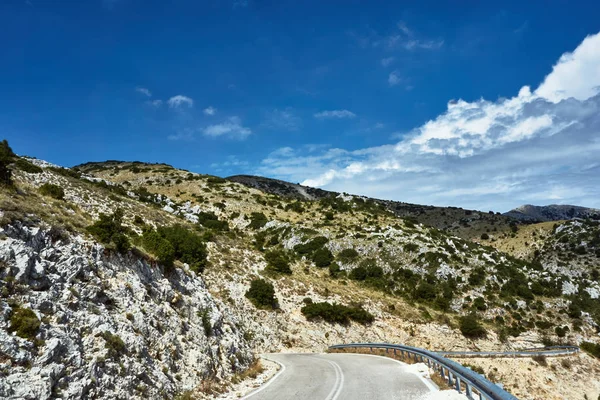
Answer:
[{"left": 244, "top": 353, "right": 437, "bottom": 400}]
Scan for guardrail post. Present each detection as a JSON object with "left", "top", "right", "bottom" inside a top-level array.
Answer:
[
  {"left": 455, "top": 378, "right": 461, "bottom": 392},
  {"left": 440, "top": 367, "right": 445, "bottom": 379},
  {"left": 393, "top": 349, "right": 397, "bottom": 356},
  {"left": 448, "top": 371, "right": 454, "bottom": 386},
  {"left": 465, "top": 384, "right": 474, "bottom": 400}
]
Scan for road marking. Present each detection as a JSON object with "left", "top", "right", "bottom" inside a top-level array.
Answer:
[
  {"left": 324, "top": 359, "right": 344, "bottom": 400},
  {"left": 331, "top": 352, "right": 438, "bottom": 392},
  {"left": 242, "top": 356, "right": 287, "bottom": 399}
]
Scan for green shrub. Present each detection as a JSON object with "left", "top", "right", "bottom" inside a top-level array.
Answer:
[
  {"left": 102, "top": 331, "right": 126, "bottom": 358},
  {"left": 87, "top": 209, "right": 130, "bottom": 253},
  {"left": 142, "top": 225, "right": 207, "bottom": 273},
  {"left": 459, "top": 314, "right": 487, "bottom": 338},
  {"left": 15, "top": 158, "right": 43, "bottom": 174},
  {"left": 581, "top": 341, "right": 600, "bottom": 360},
  {"left": 403, "top": 243, "right": 418, "bottom": 252},
  {"left": 301, "top": 302, "right": 374, "bottom": 325},
  {"left": 197, "top": 308, "right": 212, "bottom": 336},
  {"left": 0, "top": 139, "right": 15, "bottom": 186},
  {"left": 328, "top": 263, "right": 342, "bottom": 278},
  {"left": 9, "top": 306, "right": 40, "bottom": 340},
  {"left": 312, "top": 248, "right": 334, "bottom": 267},
  {"left": 338, "top": 248, "right": 359, "bottom": 262},
  {"left": 415, "top": 281, "right": 437, "bottom": 302},
  {"left": 39, "top": 183, "right": 65, "bottom": 200},
  {"left": 246, "top": 279, "right": 277, "bottom": 309},
  {"left": 480, "top": 233, "right": 489, "bottom": 240},
  {"left": 197, "top": 211, "right": 229, "bottom": 231},
  {"left": 264, "top": 250, "right": 292, "bottom": 274},
  {"left": 294, "top": 236, "right": 328, "bottom": 256},
  {"left": 249, "top": 212, "right": 268, "bottom": 229},
  {"left": 133, "top": 215, "right": 145, "bottom": 225}
]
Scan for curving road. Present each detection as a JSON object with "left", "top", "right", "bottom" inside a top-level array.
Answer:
[{"left": 243, "top": 353, "right": 437, "bottom": 400}]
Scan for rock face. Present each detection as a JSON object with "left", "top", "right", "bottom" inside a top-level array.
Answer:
[
  {"left": 0, "top": 223, "right": 253, "bottom": 399},
  {"left": 504, "top": 204, "right": 600, "bottom": 221}
]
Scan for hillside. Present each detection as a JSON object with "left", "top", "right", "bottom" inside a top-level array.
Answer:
[
  {"left": 505, "top": 204, "right": 600, "bottom": 222},
  {"left": 0, "top": 148, "right": 599, "bottom": 399},
  {"left": 227, "top": 174, "right": 521, "bottom": 242}
]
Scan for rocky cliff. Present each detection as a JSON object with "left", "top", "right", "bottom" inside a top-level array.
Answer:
[{"left": 0, "top": 222, "right": 253, "bottom": 399}]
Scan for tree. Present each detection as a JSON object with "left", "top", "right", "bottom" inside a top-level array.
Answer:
[
  {"left": 459, "top": 314, "right": 487, "bottom": 339},
  {"left": 0, "top": 139, "right": 15, "bottom": 186},
  {"left": 87, "top": 208, "right": 130, "bottom": 253},
  {"left": 312, "top": 248, "right": 334, "bottom": 267},
  {"left": 246, "top": 279, "right": 277, "bottom": 309}
]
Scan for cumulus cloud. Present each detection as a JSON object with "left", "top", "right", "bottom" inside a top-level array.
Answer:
[
  {"left": 167, "top": 95, "right": 194, "bottom": 108},
  {"left": 314, "top": 110, "right": 356, "bottom": 119},
  {"left": 203, "top": 106, "right": 217, "bottom": 115},
  {"left": 255, "top": 32, "right": 600, "bottom": 211},
  {"left": 135, "top": 87, "right": 152, "bottom": 97},
  {"left": 203, "top": 116, "right": 251, "bottom": 139}
]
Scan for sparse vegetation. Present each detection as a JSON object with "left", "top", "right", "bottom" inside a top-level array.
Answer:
[
  {"left": 39, "top": 183, "right": 65, "bottom": 200},
  {"left": 9, "top": 305, "right": 41, "bottom": 340},
  {"left": 459, "top": 314, "right": 487, "bottom": 338},
  {"left": 87, "top": 208, "right": 131, "bottom": 253},
  {"left": 301, "top": 301, "right": 374, "bottom": 325},
  {"left": 245, "top": 279, "right": 277, "bottom": 309}
]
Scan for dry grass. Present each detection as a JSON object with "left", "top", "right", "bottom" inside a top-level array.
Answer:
[{"left": 231, "top": 359, "right": 264, "bottom": 384}]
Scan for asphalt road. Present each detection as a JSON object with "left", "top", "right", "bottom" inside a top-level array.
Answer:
[{"left": 243, "top": 353, "right": 437, "bottom": 400}]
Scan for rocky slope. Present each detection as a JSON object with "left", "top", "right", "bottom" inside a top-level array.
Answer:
[
  {"left": 0, "top": 151, "right": 599, "bottom": 399},
  {"left": 0, "top": 222, "right": 253, "bottom": 399},
  {"left": 505, "top": 204, "right": 600, "bottom": 222}
]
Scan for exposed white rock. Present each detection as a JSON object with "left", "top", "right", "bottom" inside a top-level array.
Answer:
[{"left": 0, "top": 223, "right": 253, "bottom": 400}]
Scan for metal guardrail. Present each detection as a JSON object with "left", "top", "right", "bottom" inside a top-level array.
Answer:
[
  {"left": 330, "top": 343, "right": 571, "bottom": 400},
  {"left": 437, "top": 345, "right": 579, "bottom": 358}
]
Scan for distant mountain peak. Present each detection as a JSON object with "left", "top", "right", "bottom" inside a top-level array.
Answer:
[{"left": 504, "top": 204, "right": 600, "bottom": 222}]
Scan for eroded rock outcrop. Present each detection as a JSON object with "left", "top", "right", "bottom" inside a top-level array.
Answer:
[{"left": 0, "top": 222, "right": 253, "bottom": 399}]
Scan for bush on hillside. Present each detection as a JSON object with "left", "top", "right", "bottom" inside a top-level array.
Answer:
[
  {"left": 249, "top": 212, "right": 268, "bottom": 229},
  {"left": 294, "top": 236, "right": 329, "bottom": 256},
  {"left": 197, "top": 211, "right": 229, "bottom": 231},
  {"left": 15, "top": 158, "right": 43, "bottom": 174},
  {"left": 312, "top": 248, "right": 334, "bottom": 267},
  {"left": 581, "top": 341, "right": 600, "bottom": 359},
  {"left": 87, "top": 208, "right": 130, "bottom": 253},
  {"left": 142, "top": 225, "right": 207, "bottom": 273},
  {"left": 9, "top": 306, "right": 40, "bottom": 340},
  {"left": 245, "top": 279, "right": 277, "bottom": 309},
  {"left": 338, "top": 248, "right": 359, "bottom": 262},
  {"left": 39, "top": 183, "right": 65, "bottom": 200},
  {"left": 264, "top": 249, "right": 292, "bottom": 274},
  {"left": 0, "top": 139, "right": 15, "bottom": 186},
  {"left": 301, "top": 302, "right": 374, "bottom": 325},
  {"left": 459, "top": 314, "right": 487, "bottom": 339}
]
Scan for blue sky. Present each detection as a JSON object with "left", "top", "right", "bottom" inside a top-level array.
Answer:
[{"left": 2, "top": 0, "right": 600, "bottom": 211}]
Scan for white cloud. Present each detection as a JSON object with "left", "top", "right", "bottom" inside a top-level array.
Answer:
[
  {"left": 203, "top": 116, "right": 251, "bottom": 139},
  {"left": 535, "top": 32, "right": 600, "bottom": 102},
  {"left": 263, "top": 108, "right": 302, "bottom": 131},
  {"left": 255, "top": 32, "right": 600, "bottom": 211},
  {"left": 381, "top": 57, "right": 395, "bottom": 67},
  {"left": 388, "top": 71, "right": 401, "bottom": 86},
  {"left": 397, "top": 21, "right": 412, "bottom": 36},
  {"left": 136, "top": 87, "right": 152, "bottom": 97},
  {"left": 314, "top": 110, "right": 356, "bottom": 119},
  {"left": 167, "top": 95, "right": 194, "bottom": 108},
  {"left": 203, "top": 106, "right": 217, "bottom": 115},
  {"left": 147, "top": 99, "right": 163, "bottom": 108}
]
